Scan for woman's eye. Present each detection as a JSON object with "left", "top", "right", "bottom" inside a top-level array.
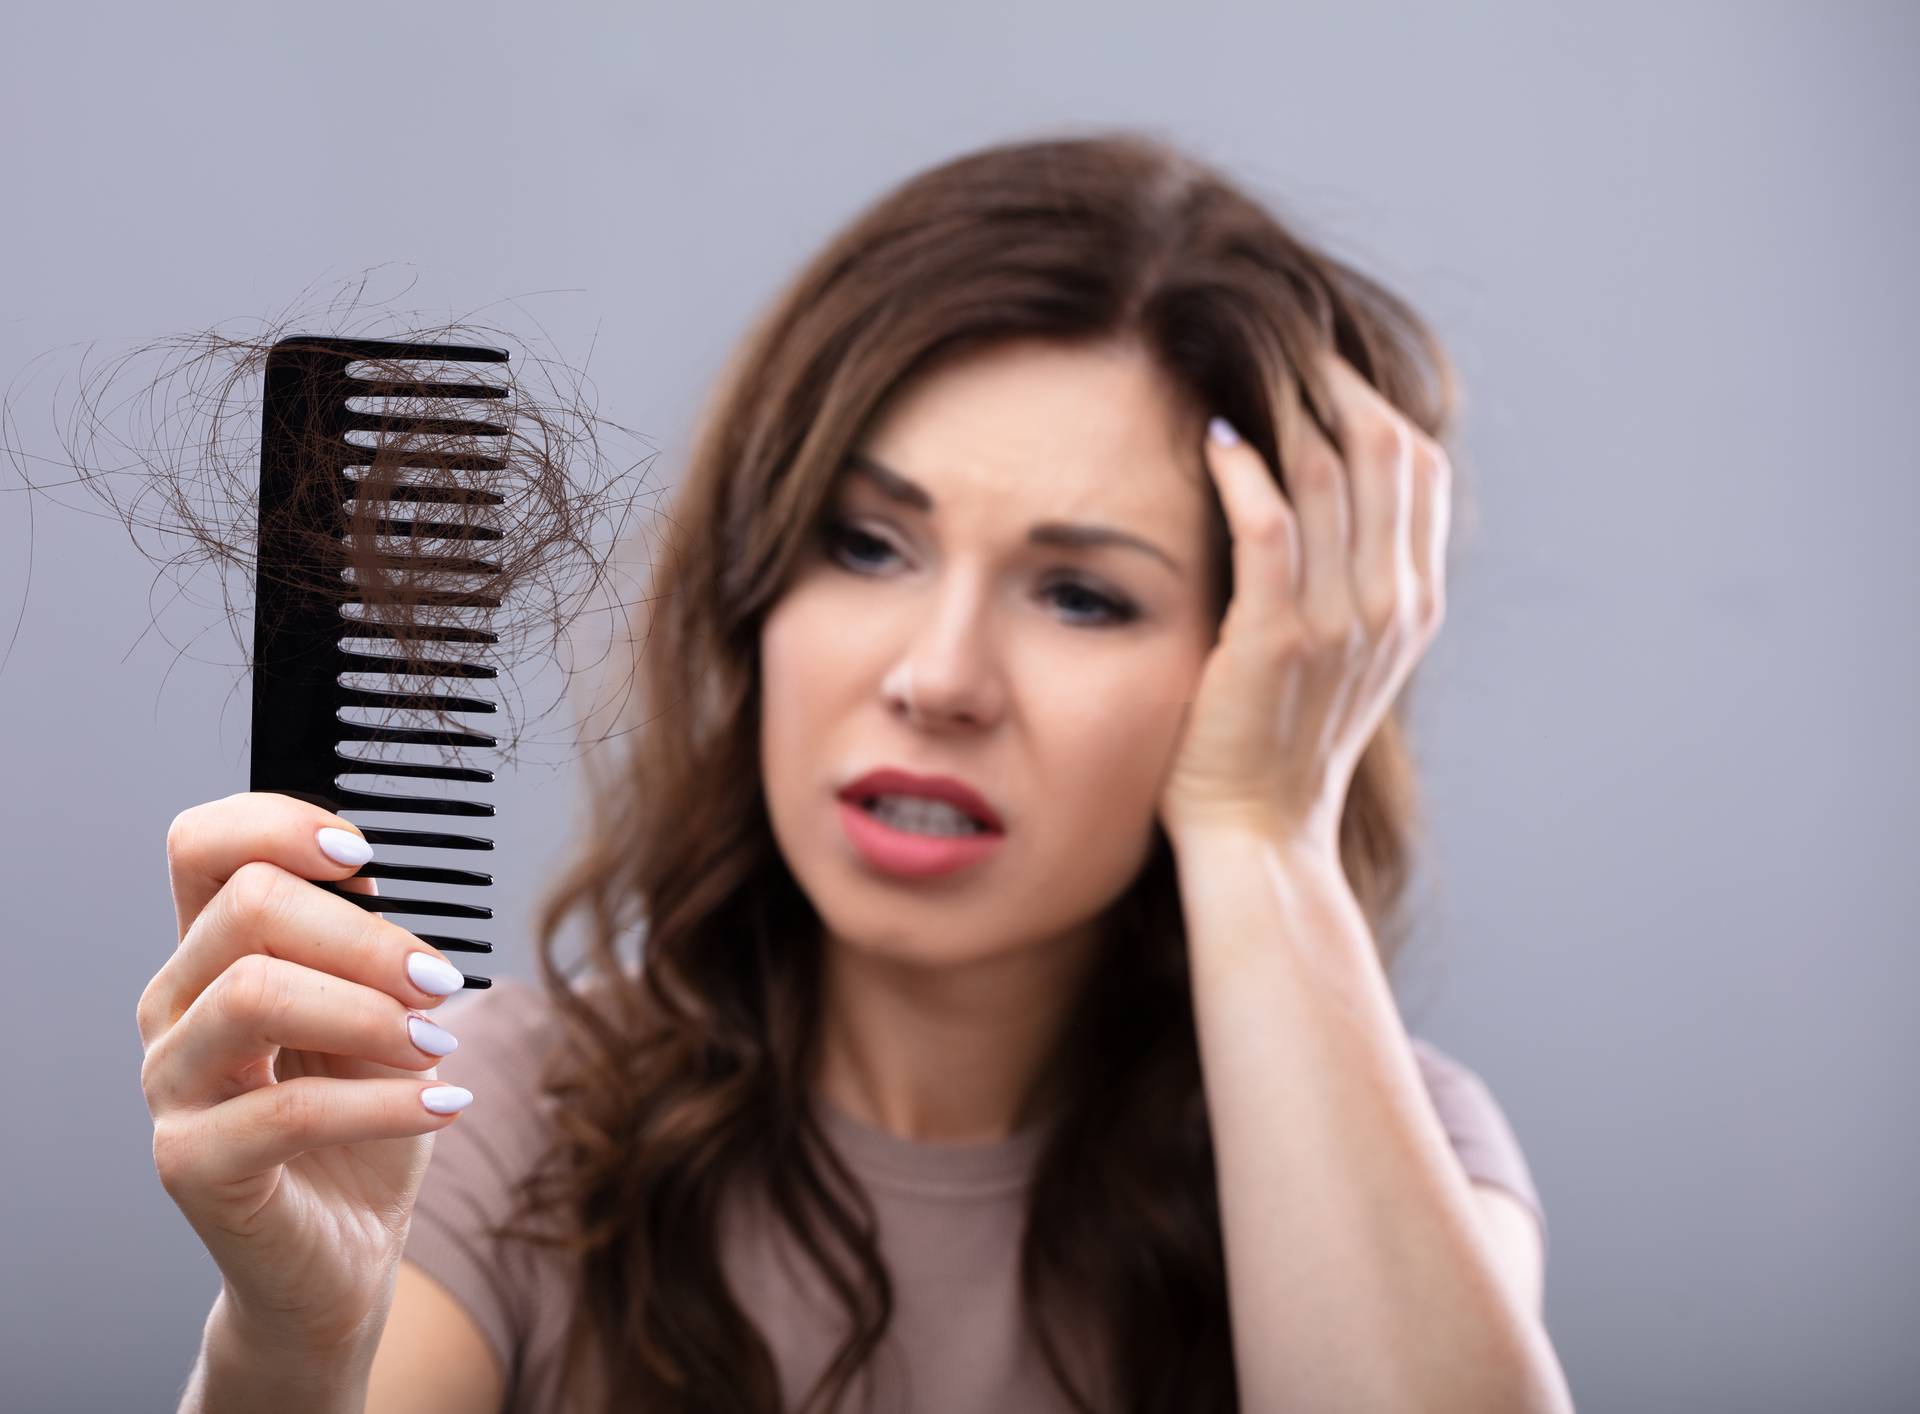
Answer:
[
  {"left": 819, "top": 518, "right": 1138, "bottom": 627},
  {"left": 822, "top": 520, "right": 895, "bottom": 571}
]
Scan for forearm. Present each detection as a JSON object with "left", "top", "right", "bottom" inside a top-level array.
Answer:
[
  {"left": 1171, "top": 825, "right": 1572, "bottom": 1414},
  {"left": 178, "top": 1288, "right": 376, "bottom": 1414}
]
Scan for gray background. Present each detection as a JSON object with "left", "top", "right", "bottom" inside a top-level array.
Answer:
[{"left": 2, "top": 2, "right": 1913, "bottom": 1410}]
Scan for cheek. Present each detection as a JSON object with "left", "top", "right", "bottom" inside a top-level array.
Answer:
[
  {"left": 1043, "top": 659, "right": 1200, "bottom": 818},
  {"left": 1011, "top": 689, "right": 1186, "bottom": 919},
  {"left": 758, "top": 587, "right": 868, "bottom": 798},
  {"left": 762, "top": 579, "right": 863, "bottom": 689},
  {"left": 757, "top": 602, "right": 820, "bottom": 783}
]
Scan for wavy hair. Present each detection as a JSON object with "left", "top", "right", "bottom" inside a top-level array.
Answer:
[{"left": 493, "top": 127, "right": 1470, "bottom": 1413}]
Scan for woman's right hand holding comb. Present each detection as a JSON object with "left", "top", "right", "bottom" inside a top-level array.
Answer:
[{"left": 138, "top": 791, "right": 476, "bottom": 1377}]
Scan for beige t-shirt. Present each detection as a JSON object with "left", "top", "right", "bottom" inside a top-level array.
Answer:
[{"left": 403, "top": 977, "right": 1547, "bottom": 1413}]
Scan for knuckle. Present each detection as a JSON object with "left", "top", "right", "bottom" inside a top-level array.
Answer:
[
  {"left": 165, "top": 807, "right": 200, "bottom": 868},
  {"left": 268, "top": 1078, "right": 321, "bottom": 1134},
  {"left": 1244, "top": 510, "right": 1291, "bottom": 545},
  {"left": 150, "top": 1117, "right": 201, "bottom": 1197},
  {"left": 1301, "top": 606, "right": 1354, "bottom": 651},
  {"left": 1371, "top": 419, "right": 1408, "bottom": 464},
  {"left": 216, "top": 951, "right": 286, "bottom": 1027},
  {"left": 1291, "top": 451, "right": 1334, "bottom": 490},
  {"left": 224, "top": 860, "right": 292, "bottom": 931},
  {"left": 138, "top": 1042, "right": 170, "bottom": 1110},
  {"left": 1264, "top": 620, "right": 1309, "bottom": 662},
  {"left": 1358, "top": 590, "right": 1398, "bottom": 637},
  {"left": 134, "top": 976, "right": 166, "bottom": 1048}
]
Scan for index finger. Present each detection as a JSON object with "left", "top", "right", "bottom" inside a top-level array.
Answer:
[{"left": 166, "top": 791, "right": 377, "bottom": 944}]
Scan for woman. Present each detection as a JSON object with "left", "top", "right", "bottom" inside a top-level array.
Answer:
[{"left": 145, "top": 130, "right": 1568, "bottom": 1413}]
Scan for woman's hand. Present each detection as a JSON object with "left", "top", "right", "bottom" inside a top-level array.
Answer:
[
  {"left": 1156, "top": 350, "right": 1453, "bottom": 858},
  {"left": 137, "top": 791, "right": 476, "bottom": 1356}
]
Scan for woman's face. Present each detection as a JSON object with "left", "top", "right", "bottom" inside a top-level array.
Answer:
[{"left": 760, "top": 336, "right": 1220, "bottom": 971}]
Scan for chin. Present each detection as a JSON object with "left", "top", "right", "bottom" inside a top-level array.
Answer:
[{"left": 819, "top": 903, "right": 1000, "bottom": 966}]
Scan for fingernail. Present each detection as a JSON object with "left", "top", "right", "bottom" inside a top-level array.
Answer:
[
  {"left": 1208, "top": 416, "right": 1241, "bottom": 448},
  {"left": 407, "top": 952, "right": 466, "bottom": 996},
  {"left": 408, "top": 1014, "right": 460, "bottom": 1056},
  {"left": 316, "top": 827, "right": 373, "bottom": 868},
  {"left": 421, "top": 1085, "right": 473, "bottom": 1114}
]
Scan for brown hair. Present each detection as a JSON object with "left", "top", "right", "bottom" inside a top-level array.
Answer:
[
  {"left": 488, "top": 128, "right": 1475, "bottom": 1413},
  {"left": 1, "top": 285, "right": 661, "bottom": 768}
]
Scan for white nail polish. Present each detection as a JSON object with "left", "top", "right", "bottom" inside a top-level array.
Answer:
[
  {"left": 408, "top": 1015, "right": 460, "bottom": 1056},
  {"left": 421, "top": 1085, "right": 473, "bottom": 1114},
  {"left": 316, "top": 827, "right": 373, "bottom": 867},
  {"left": 1208, "top": 415, "right": 1241, "bottom": 447},
  {"left": 407, "top": 952, "right": 466, "bottom": 996}
]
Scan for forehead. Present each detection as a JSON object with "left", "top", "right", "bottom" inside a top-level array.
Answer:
[{"left": 843, "top": 337, "right": 1207, "bottom": 523}]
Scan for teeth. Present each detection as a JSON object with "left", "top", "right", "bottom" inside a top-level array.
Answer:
[{"left": 861, "top": 793, "right": 985, "bottom": 836}]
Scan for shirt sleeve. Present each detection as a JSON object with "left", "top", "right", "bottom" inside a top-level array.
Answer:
[
  {"left": 1408, "top": 1036, "right": 1550, "bottom": 1266},
  {"left": 400, "top": 976, "right": 564, "bottom": 1387}
]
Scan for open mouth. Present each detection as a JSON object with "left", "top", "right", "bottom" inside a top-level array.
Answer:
[
  {"left": 837, "top": 797, "right": 1005, "bottom": 879},
  {"left": 854, "top": 794, "right": 997, "bottom": 837}
]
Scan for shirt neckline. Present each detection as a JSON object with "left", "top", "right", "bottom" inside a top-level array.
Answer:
[
  {"left": 513, "top": 976, "right": 1053, "bottom": 1198},
  {"left": 812, "top": 1088, "right": 1050, "bottom": 1198}
]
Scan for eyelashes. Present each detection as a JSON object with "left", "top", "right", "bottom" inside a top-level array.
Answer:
[{"left": 818, "top": 517, "right": 1140, "bottom": 628}]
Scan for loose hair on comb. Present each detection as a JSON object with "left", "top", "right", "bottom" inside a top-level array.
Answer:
[
  {"left": 5, "top": 129, "right": 1478, "bottom": 1413},
  {"left": 248, "top": 335, "right": 544, "bottom": 990},
  {"left": 3, "top": 276, "right": 669, "bottom": 770}
]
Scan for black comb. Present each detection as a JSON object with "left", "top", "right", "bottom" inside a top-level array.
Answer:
[{"left": 248, "top": 336, "right": 509, "bottom": 989}]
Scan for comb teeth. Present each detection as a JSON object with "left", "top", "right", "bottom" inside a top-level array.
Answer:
[
  {"left": 354, "top": 515, "right": 505, "bottom": 542},
  {"left": 333, "top": 647, "right": 499, "bottom": 680},
  {"left": 249, "top": 337, "right": 511, "bottom": 987},
  {"left": 338, "top": 618, "right": 497, "bottom": 645},
  {"left": 341, "top": 409, "right": 512, "bottom": 440}
]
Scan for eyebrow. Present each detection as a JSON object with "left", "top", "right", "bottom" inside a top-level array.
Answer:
[{"left": 840, "top": 452, "right": 1185, "bottom": 576}]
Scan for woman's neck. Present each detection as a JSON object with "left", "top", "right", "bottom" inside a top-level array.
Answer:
[{"left": 810, "top": 921, "right": 1101, "bottom": 1144}]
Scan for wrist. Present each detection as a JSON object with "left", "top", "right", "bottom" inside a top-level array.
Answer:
[
  {"left": 1168, "top": 818, "right": 1343, "bottom": 879},
  {"left": 198, "top": 1287, "right": 382, "bottom": 1408},
  {"left": 215, "top": 1281, "right": 390, "bottom": 1358}
]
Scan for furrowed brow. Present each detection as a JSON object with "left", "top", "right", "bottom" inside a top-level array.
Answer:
[{"left": 841, "top": 452, "right": 1183, "bottom": 576}]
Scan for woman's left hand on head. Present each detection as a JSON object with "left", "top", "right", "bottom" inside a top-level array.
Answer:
[{"left": 1156, "top": 350, "right": 1453, "bottom": 859}]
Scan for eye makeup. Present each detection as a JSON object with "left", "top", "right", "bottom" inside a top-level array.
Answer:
[{"left": 817, "top": 516, "right": 1142, "bottom": 628}]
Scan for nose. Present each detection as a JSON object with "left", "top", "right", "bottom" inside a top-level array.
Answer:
[{"left": 882, "top": 582, "right": 1006, "bottom": 729}]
